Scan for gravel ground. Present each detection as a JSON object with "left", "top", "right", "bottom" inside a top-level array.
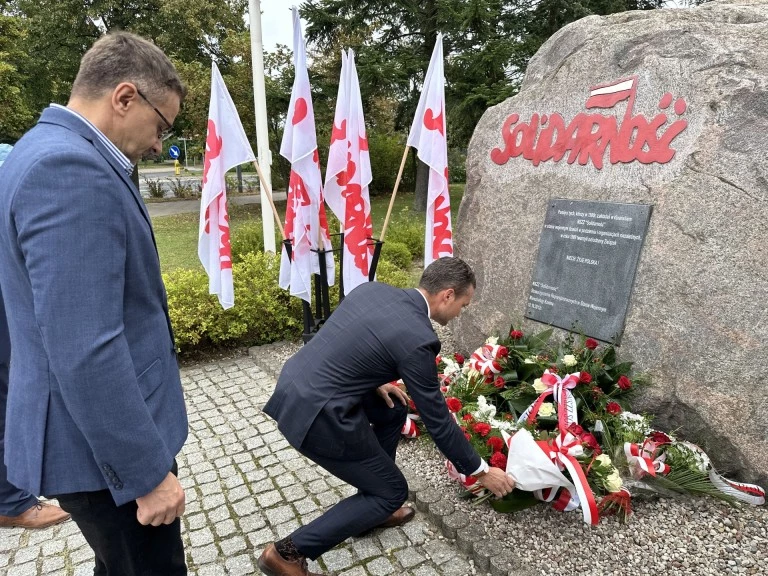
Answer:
[{"left": 257, "top": 327, "right": 768, "bottom": 576}]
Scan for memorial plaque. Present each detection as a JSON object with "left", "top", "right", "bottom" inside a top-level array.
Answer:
[{"left": 525, "top": 199, "right": 652, "bottom": 343}]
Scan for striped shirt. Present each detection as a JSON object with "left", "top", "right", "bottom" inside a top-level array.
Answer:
[{"left": 51, "top": 104, "right": 134, "bottom": 177}]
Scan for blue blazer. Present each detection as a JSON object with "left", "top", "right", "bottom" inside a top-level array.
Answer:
[
  {"left": 263, "top": 282, "right": 481, "bottom": 476},
  {"left": 0, "top": 107, "right": 188, "bottom": 505}
]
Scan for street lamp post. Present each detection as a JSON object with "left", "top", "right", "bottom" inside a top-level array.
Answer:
[{"left": 178, "top": 137, "right": 190, "bottom": 169}]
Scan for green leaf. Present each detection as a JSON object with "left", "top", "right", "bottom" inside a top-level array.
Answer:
[
  {"left": 528, "top": 328, "right": 553, "bottom": 350},
  {"left": 489, "top": 490, "right": 542, "bottom": 513}
]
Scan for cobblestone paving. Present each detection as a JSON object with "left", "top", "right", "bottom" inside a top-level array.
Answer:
[{"left": 0, "top": 354, "right": 484, "bottom": 576}]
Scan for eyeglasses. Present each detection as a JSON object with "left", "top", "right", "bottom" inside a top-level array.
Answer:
[{"left": 136, "top": 88, "right": 174, "bottom": 140}]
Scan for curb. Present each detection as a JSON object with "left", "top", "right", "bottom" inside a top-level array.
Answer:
[{"left": 248, "top": 342, "right": 529, "bottom": 576}]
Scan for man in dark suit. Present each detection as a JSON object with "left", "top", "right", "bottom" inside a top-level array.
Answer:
[
  {"left": 0, "top": 284, "right": 70, "bottom": 529},
  {"left": 258, "top": 257, "right": 516, "bottom": 576},
  {"left": 0, "top": 32, "right": 188, "bottom": 574}
]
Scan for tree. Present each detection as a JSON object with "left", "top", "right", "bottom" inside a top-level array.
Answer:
[{"left": 0, "top": 13, "right": 34, "bottom": 141}]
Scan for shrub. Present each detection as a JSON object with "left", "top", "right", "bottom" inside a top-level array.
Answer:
[
  {"left": 385, "top": 216, "right": 424, "bottom": 259},
  {"left": 379, "top": 240, "right": 411, "bottom": 270},
  {"left": 167, "top": 178, "right": 198, "bottom": 199},
  {"left": 367, "top": 132, "right": 415, "bottom": 195},
  {"left": 143, "top": 177, "right": 165, "bottom": 198},
  {"left": 374, "top": 259, "right": 413, "bottom": 288},
  {"left": 231, "top": 221, "right": 266, "bottom": 263},
  {"left": 164, "top": 252, "right": 302, "bottom": 353}
]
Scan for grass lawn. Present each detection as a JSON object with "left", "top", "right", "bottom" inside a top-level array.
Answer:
[{"left": 152, "top": 183, "right": 466, "bottom": 274}]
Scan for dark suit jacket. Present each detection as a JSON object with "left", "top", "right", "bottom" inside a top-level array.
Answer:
[
  {"left": 0, "top": 106, "right": 188, "bottom": 505},
  {"left": 263, "top": 281, "right": 481, "bottom": 476}
]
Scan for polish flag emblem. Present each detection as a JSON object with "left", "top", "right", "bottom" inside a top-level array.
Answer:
[{"left": 585, "top": 76, "right": 637, "bottom": 109}]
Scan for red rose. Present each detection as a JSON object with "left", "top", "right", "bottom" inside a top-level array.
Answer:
[
  {"left": 585, "top": 338, "right": 599, "bottom": 350},
  {"left": 408, "top": 399, "right": 418, "bottom": 412},
  {"left": 549, "top": 365, "right": 559, "bottom": 374},
  {"left": 582, "top": 432, "right": 600, "bottom": 450},
  {"left": 509, "top": 330, "right": 524, "bottom": 340},
  {"left": 494, "top": 376, "right": 505, "bottom": 388},
  {"left": 472, "top": 422, "right": 492, "bottom": 437},
  {"left": 489, "top": 452, "right": 508, "bottom": 469},
  {"left": 464, "top": 432, "right": 472, "bottom": 441},
  {"left": 446, "top": 397, "right": 462, "bottom": 413},
  {"left": 606, "top": 401, "right": 622, "bottom": 415},
  {"left": 486, "top": 436, "right": 504, "bottom": 453},
  {"left": 650, "top": 431, "right": 672, "bottom": 445},
  {"left": 454, "top": 353, "right": 465, "bottom": 364},
  {"left": 497, "top": 346, "right": 509, "bottom": 358},
  {"left": 435, "top": 355, "right": 441, "bottom": 365},
  {"left": 567, "top": 423, "right": 584, "bottom": 436},
  {"left": 617, "top": 375, "right": 632, "bottom": 390},
  {"left": 591, "top": 386, "right": 603, "bottom": 397},
  {"left": 462, "top": 414, "right": 474, "bottom": 422}
]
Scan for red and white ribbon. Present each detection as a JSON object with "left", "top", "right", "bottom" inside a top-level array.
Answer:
[
  {"left": 445, "top": 460, "right": 486, "bottom": 496},
  {"left": 468, "top": 344, "right": 504, "bottom": 377},
  {"left": 518, "top": 370, "right": 580, "bottom": 432},
  {"left": 401, "top": 414, "right": 420, "bottom": 438},
  {"left": 536, "top": 432, "right": 599, "bottom": 525},
  {"left": 624, "top": 440, "right": 670, "bottom": 478}
]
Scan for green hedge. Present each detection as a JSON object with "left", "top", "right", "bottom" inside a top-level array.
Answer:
[
  {"left": 379, "top": 240, "right": 411, "bottom": 270},
  {"left": 165, "top": 252, "right": 302, "bottom": 353}
]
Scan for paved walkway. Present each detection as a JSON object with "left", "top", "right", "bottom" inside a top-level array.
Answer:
[{"left": 0, "top": 349, "right": 485, "bottom": 576}]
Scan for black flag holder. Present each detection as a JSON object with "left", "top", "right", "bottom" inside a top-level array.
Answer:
[{"left": 284, "top": 235, "right": 384, "bottom": 343}]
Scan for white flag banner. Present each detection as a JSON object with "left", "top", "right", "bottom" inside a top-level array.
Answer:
[
  {"left": 197, "top": 62, "right": 256, "bottom": 309},
  {"left": 279, "top": 7, "right": 334, "bottom": 303},
  {"left": 407, "top": 33, "right": 453, "bottom": 268},
  {"left": 324, "top": 49, "right": 374, "bottom": 295}
]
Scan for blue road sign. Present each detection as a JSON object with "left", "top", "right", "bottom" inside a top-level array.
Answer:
[{"left": 168, "top": 145, "right": 181, "bottom": 159}]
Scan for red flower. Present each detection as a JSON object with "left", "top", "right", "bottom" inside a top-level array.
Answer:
[
  {"left": 435, "top": 355, "right": 441, "bottom": 365},
  {"left": 472, "top": 422, "right": 492, "bottom": 437},
  {"left": 606, "top": 401, "right": 622, "bottom": 415},
  {"left": 462, "top": 414, "right": 474, "bottom": 422},
  {"left": 464, "top": 432, "right": 472, "bottom": 441},
  {"left": 582, "top": 432, "right": 600, "bottom": 451},
  {"left": 494, "top": 376, "right": 505, "bottom": 388},
  {"left": 591, "top": 386, "right": 603, "bottom": 398},
  {"left": 446, "top": 397, "right": 462, "bottom": 413},
  {"left": 497, "top": 346, "right": 509, "bottom": 358},
  {"left": 567, "top": 423, "right": 584, "bottom": 436},
  {"left": 454, "top": 353, "right": 465, "bottom": 364},
  {"left": 617, "top": 375, "right": 632, "bottom": 390},
  {"left": 509, "top": 330, "right": 524, "bottom": 340},
  {"left": 585, "top": 338, "right": 599, "bottom": 350},
  {"left": 579, "top": 371, "right": 592, "bottom": 384},
  {"left": 486, "top": 436, "right": 504, "bottom": 453},
  {"left": 408, "top": 399, "right": 418, "bottom": 412},
  {"left": 549, "top": 365, "right": 559, "bottom": 374},
  {"left": 650, "top": 431, "right": 672, "bottom": 445},
  {"left": 489, "top": 452, "right": 508, "bottom": 469}
]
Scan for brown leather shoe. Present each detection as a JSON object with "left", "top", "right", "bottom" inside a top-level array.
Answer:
[
  {"left": 0, "top": 501, "right": 71, "bottom": 529},
  {"left": 378, "top": 506, "right": 415, "bottom": 528},
  {"left": 257, "top": 542, "right": 325, "bottom": 576}
]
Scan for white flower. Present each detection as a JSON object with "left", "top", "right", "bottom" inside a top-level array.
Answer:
[
  {"left": 524, "top": 356, "right": 537, "bottom": 364},
  {"left": 532, "top": 378, "right": 547, "bottom": 394},
  {"left": 442, "top": 358, "right": 461, "bottom": 378},
  {"left": 605, "top": 470, "right": 623, "bottom": 492},
  {"left": 538, "top": 402, "right": 555, "bottom": 417},
  {"left": 680, "top": 442, "right": 711, "bottom": 471},
  {"left": 489, "top": 417, "right": 518, "bottom": 432},
  {"left": 474, "top": 395, "right": 497, "bottom": 419},
  {"left": 595, "top": 454, "right": 613, "bottom": 468},
  {"left": 619, "top": 411, "right": 651, "bottom": 436},
  {"left": 563, "top": 354, "right": 577, "bottom": 367},
  {"left": 485, "top": 336, "right": 499, "bottom": 345}
]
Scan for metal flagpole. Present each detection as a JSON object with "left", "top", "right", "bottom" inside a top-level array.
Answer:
[{"left": 248, "top": 0, "right": 277, "bottom": 253}]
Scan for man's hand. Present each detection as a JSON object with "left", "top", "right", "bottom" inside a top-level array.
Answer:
[
  {"left": 376, "top": 383, "right": 409, "bottom": 408},
  {"left": 476, "top": 467, "right": 516, "bottom": 498},
  {"left": 136, "top": 472, "right": 185, "bottom": 526}
]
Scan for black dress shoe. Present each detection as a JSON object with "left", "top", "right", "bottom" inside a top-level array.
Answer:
[{"left": 378, "top": 506, "right": 415, "bottom": 528}]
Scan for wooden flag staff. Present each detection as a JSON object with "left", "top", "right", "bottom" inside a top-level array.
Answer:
[
  {"left": 251, "top": 159, "right": 286, "bottom": 240},
  {"left": 379, "top": 145, "right": 410, "bottom": 242}
]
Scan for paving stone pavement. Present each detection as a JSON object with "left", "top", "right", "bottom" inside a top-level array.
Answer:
[{"left": 0, "top": 349, "right": 491, "bottom": 576}]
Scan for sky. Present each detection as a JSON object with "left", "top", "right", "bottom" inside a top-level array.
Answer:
[{"left": 252, "top": 1, "right": 302, "bottom": 52}]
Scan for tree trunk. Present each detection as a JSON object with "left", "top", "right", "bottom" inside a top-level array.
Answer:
[{"left": 413, "top": 157, "right": 429, "bottom": 212}]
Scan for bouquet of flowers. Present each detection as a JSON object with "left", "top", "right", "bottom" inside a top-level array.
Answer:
[{"left": 402, "top": 326, "right": 765, "bottom": 524}]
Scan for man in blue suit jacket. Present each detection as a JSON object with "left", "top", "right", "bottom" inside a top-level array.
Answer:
[
  {"left": 0, "top": 32, "right": 188, "bottom": 574},
  {"left": 258, "top": 258, "right": 516, "bottom": 576}
]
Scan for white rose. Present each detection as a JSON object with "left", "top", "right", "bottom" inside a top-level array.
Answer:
[
  {"left": 605, "top": 470, "right": 623, "bottom": 492},
  {"left": 524, "top": 356, "right": 537, "bottom": 364},
  {"left": 532, "top": 378, "right": 547, "bottom": 394},
  {"left": 538, "top": 403, "right": 555, "bottom": 417},
  {"left": 595, "top": 454, "right": 612, "bottom": 467},
  {"left": 563, "top": 354, "right": 577, "bottom": 367},
  {"left": 485, "top": 336, "right": 499, "bottom": 345}
]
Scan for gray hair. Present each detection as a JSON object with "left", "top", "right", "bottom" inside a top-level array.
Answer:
[
  {"left": 419, "top": 257, "right": 476, "bottom": 297},
  {"left": 71, "top": 31, "right": 186, "bottom": 102}
]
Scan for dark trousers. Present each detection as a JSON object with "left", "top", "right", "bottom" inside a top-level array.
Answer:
[
  {"left": 0, "top": 288, "right": 38, "bottom": 517},
  {"left": 292, "top": 393, "right": 409, "bottom": 560},
  {"left": 54, "top": 462, "right": 186, "bottom": 576}
]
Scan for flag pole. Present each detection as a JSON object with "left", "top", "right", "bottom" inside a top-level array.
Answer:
[
  {"left": 251, "top": 159, "right": 286, "bottom": 239},
  {"left": 379, "top": 145, "right": 410, "bottom": 242}
]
